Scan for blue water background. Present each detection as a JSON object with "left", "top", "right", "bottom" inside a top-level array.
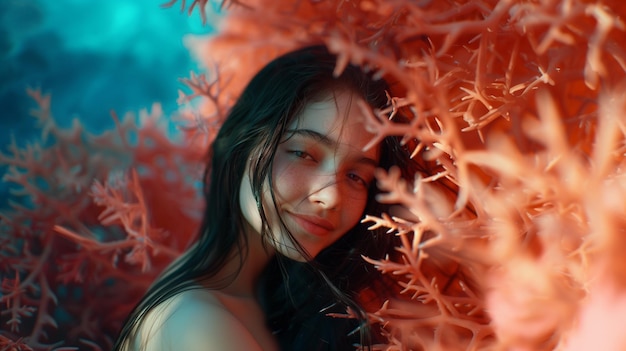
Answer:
[{"left": 0, "top": 0, "right": 215, "bottom": 208}]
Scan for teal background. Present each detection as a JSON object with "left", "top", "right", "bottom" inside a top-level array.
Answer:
[{"left": 0, "top": 0, "right": 213, "bottom": 207}]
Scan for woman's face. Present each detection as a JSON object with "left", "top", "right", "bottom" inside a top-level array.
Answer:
[{"left": 239, "top": 89, "right": 380, "bottom": 261}]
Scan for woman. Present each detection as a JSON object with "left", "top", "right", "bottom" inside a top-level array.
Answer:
[{"left": 113, "top": 45, "right": 416, "bottom": 351}]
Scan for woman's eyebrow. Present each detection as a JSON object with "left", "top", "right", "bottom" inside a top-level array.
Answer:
[
  {"left": 287, "top": 128, "right": 334, "bottom": 146},
  {"left": 286, "top": 128, "right": 378, "bottom": 167}
]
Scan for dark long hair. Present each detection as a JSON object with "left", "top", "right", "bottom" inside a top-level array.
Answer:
[{"left": 113, "top": 45, "right": 416, "bottom": 350}]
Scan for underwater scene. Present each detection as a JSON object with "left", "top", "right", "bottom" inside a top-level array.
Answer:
[{"left": 1, "top": 0, "right": 626, "bottom": 350}]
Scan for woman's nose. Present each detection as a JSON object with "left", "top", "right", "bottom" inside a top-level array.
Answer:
[{"left": 308, "top": 173, "right": 341, "bottom": 210}]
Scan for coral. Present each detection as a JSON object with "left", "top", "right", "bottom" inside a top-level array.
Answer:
[
  {"left": 2, "top": 0, "right": 626, "bottom": 350},
  {"left": 0, "top": 89, "right": 203, "bottom": 349}
]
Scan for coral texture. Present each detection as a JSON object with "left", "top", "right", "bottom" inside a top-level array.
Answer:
[
  {"left": 2, "top": 0, "right": 626, "bottom": 350},
  {"left": 1, "top": 90, "right": 204, "bottom": 349}
]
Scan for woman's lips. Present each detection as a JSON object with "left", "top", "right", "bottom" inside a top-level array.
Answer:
[{"left": 288, "top": 212, "right": 335, "bottom": 237}]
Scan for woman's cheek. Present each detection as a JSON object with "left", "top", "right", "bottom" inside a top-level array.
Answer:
[{"left": 273, "top": 164, "right": 305, "bottom": 198}]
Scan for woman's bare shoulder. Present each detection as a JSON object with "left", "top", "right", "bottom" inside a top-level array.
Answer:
[{"left": 135, "top": 289, "right": 263, "bottom": 351}]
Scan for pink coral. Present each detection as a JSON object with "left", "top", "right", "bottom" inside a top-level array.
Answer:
[{"left": 1, "top": 89, "right": 203, "bottom": 348}]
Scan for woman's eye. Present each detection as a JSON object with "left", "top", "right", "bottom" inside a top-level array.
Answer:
[
  {"left": 347, "top": 173, "right": 368, "bottom": 187},
  {"left": 290, "top": 150, "right": 315, "bottom": 161}
]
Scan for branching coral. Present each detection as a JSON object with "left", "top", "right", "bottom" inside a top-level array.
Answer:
[{"left": 0, "top": 89, "right": 203, "bottom": 348}]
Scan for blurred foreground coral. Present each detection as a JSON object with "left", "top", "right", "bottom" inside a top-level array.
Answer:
[{"left": 2, "top": 0, "right": 626, "bottom": 350}]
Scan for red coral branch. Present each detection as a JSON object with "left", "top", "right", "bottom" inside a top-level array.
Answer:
[{"left": 1, "top": 87, "right": 202, "bottom": 348}]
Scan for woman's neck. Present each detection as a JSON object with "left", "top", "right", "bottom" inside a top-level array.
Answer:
[{"left": 213, "top": 224, "right": 275, "bottom": 298}]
